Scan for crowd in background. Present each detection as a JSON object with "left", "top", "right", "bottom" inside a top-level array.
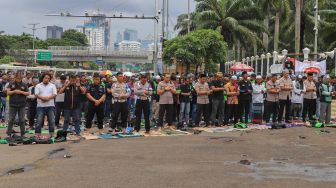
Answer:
[{"left": 0, "top": 69, "right": 335, "bottom": 139}]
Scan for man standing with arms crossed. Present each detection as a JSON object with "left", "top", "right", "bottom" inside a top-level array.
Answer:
[
  {"left": 195, "top": 74, "right": 212, "bottom": 127},
  {"left": 35, "top": 73, "right": 57, "bottom": 138},
  {"left": 157, "top": 73, "right": 176, "bottom": 131},
  {"left": 210, "top": 72, "right": 225, "bottom": 126},
  {"left": 111, "top": 72, "right": 131, "bottom": 134},
  {"left": 278, "top": 69, "right": 293, "bottom": 123},
  {"left": 134, "top": 75, "right": 152, "bottom": 134}
]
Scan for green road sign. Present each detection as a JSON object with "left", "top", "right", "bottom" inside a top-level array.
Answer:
[{"left": 37, "top": 51, "right": 53, "bottom": 61}]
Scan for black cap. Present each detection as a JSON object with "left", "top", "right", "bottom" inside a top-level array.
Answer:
[
  {"left": 200, "top": 74, "right": 207, "bottom": 78},
  {"left": 307, "top": 72, "right": 313, "bottom": 76},
  {"left": 60, "top": 75, "right": 66, "bottom": 80},
  {"left": 242, "top": 71, "right": 248, "bottom": 75}
]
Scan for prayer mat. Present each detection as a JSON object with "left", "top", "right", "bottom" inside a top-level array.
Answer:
[
  {"left": 0, "top": 124, "right": 7, "bottom": 128},
  {"left": 26, "top": 129, "right": 51, "bottom": 135},
  {"left": 82, "top": 134, "right": 100, "bottom": 140}
]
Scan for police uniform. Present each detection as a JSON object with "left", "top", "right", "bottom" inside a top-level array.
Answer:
[
  {"left": 111, "top": 82, "right": 131, "bottom": 129},
  {"left": 157, "top": 81, "right": 175, "bottom": 127},
  {"left": 134, "top": 81, "right": 152, "bottom": 132},
  {"left": 86, "top": 83, "right": 106, "bottom": 130}
]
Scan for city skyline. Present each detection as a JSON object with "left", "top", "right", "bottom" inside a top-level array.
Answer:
[{"left": 0, "top": 0, "right": 196, "bottom": 41}]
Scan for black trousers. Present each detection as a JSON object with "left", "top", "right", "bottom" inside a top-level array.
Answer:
[
  {"left": 158, "top": 104, "right": 173, "bottom": 127},
  {"left": 265, "top": 101, "right": 279, "bottom": 123},
  {"left": 55, "top": 102, "right": 64, "bottom": 126},
  {"left": 225, "top": 104, "right": 239, "bottom": 124},
  {"left": 195, "top": 103, "right": 210, "bottom": 126},
  {"left": 85, "top": 104, "right": 104, "bottom": 129},
  {"left": 278, "top": 99, "right": 291, "bottom": 122},
  {"left": 239, "top": 100, "right": 251, "bottom": 123},
  {"left": 302, "top": 98, "right": 316, "bottom": 121},
  {"left": 28, "top": 102, "right": 37, "bottom": 128},
  {"left": 111, "top": 102, "right": 128, "bottom": 129},
  {"left": 135, "top": 99, "right": 150, "bottom": 132}
]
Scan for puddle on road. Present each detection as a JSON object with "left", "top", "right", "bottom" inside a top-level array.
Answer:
[
  {"left": 6, "top": 165, "right": 34, "bottom": 176},
  {"left": 227, "top": 159, "right": 336, "bottom": 182},
  {"left": 47, "top": 148, "right": 67, "bottom": 159}
]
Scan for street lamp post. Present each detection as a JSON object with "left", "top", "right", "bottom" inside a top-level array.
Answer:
[
  {"left": 266, "top": 53, "right": 271, "bottom": 75},
  {"left": 23, "top": 23, "right": 46, "bottom": 64},
  {"left": 261, "top": 54, "right": 265, "bottom": 76},
  {"left": 273, "top": 51, "right": 278, "bottom": 64},
  {"left": 255, "top": 55, "right": 259, "bottom": 74},
  {"left": 251, "top": 56, "right": 255, "bottom": 72},
  {"left": 314, "top": 0, "right": 319, "bottom": 61},
  {"left": 246, "top": 57, "right": 250, "bottom": 67}
]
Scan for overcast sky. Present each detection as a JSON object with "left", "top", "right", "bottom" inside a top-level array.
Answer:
[{"left": 0, "top": 0, "right": 196, "bottom": 41}]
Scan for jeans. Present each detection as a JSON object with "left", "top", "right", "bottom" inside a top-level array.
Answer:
[
  {"left": 63, "top": 108, "right": 81, "bottom": 135},
  {"left": 210, "top": 99, "right": 224, "bottom": 125},
  {"left": 179, "top": 102, "right": 190, "bottom": 125},
  {"left": 36, "top": 107, "right": 55, "bottom": 134},
  {"left": 104, "top": 99, "right": 112, "bottom": 120},
  {"left": 28, "top": 101, "right": 37, "bottom": 128},
  {"left": 55, "top": 102, "right": 64, "bottom": 126},
  {"left": 7, "top": 106, "right": 25, "bottom": 136},
  {"left": 0, "top": 97, "right": 6, "bottom": 120},
  {"left": 225, "top": 104, "right": 239, "bottom": 124}
]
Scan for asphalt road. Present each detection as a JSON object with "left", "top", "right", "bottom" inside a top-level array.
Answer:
[{"left": 1, "top": 127, "right": 336, "bottom": 188}]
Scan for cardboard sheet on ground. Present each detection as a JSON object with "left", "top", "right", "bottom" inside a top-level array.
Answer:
[{"left": 143, "top": 129, "right": 191, "bottom": 137}]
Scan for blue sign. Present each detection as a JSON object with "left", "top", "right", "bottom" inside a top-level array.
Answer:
[{"left": 96, "top": 60, "right": 105, "bottom": 64}]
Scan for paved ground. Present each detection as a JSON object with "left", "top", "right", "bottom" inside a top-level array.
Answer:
[{"left": 0, "top": 127, "right": 336, "bottom": 188}]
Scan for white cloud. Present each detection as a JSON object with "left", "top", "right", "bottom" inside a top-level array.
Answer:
[{"left": 0, "top": 0, "right": 196, "bottom": 40}]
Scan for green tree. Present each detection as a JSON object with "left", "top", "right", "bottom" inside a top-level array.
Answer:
[
  {"left": 174, "top": 12, "right": 199, "bottom": 35},
  {"left": 55, "top": 61, "right": 72, "bottom": 69},
  {"left": 62, "top": 29, "right": 88, "bottom": 46},
  {"left": 0, "top": 55, "right": 15, "bottom": 64},
  {"left": 88, "top": 62, "right": 99, "bottom": 70},
  {"left": 163, "top": 29, "right": 227, "bottom": 73},
  {"left": 194, "top": 0, "right": 266, "bottom": 59}
]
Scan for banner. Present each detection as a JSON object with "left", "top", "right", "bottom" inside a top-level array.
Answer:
[{"left": 294, "top": 60, "right": 326, "bottom": 75}]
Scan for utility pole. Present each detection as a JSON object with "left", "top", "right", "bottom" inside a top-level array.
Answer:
[
  {"left": 314, "top": 0, "right": 319, "bottom": 61},
  {"left": 23, "top": 23, "right": 45, "bottom": 64},
  {"left": 188, "top": 0, "right": 191, "bottom": 33},
  {"left": 154, "top": 0, "right": 159, "bottom": 75},
  {"left": 162, "top": 0, "right": 166, "bottom": 41},
  {"left": 166, "top": 0, "right": 169, "bottom": 39}
]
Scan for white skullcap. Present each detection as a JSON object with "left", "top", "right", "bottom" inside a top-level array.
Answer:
[
  {"left": 256, "top": 75, "right": 262, "bottom": 79},
  {"left": 231, "top": 76, "right": 237, "bottom": 80},
  {"left": 155, "top": 76, "right": 161, "bottom": 80},
  {"left": 298, "top": 75, "right": 303, "bottom": 79}
]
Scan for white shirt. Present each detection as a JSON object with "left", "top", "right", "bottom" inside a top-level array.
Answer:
[
  {"left": 54, "top": 80, "right": 65, "bottom": 102},
  {"left": 292, "top": 80, "right": 305, "bottom": 104},
  {"left": 252, "top": 83, "right": 266, "bottom": 104},
  {"left": 35, "top": 82, "right": 57, "bottom": 107}
]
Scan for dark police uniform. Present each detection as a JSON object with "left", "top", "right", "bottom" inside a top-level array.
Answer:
[
  {"left": 111, "top": 82, "right": 131, "bottom": 129},
  {"left": 86, "top": 83, "right": 106, "bottom": 130}
]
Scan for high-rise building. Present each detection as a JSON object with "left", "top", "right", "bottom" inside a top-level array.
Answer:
[
  {"left": 118, "top": 41, "right": 141, "bottom": 52},
  {"left": 85, "top": 27, "right": 105, "bottom": 51},
  {"left": 116, "top": 32, "right": 122, "bottom": 43},
  {"left": 78, "top": 12, "right": 112, "bottom": 50},
  {"left": 46, "top": 26, "right": 63, "bottom": 39},
  {"left": 123, "top": 29, "right": 138, "bottom": 41},
  {"left": 140, "top": 34, "right": 154, "bottom": 50}
]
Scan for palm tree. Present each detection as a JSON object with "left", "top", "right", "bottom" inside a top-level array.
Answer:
[
  {"left": 174, "top": 12, "right": 198, "bottom": 35},
  {"left": 195, "top": 0, "right": 266, "bottom": 59}
]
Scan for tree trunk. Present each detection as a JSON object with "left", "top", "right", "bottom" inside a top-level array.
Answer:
[
  {"left": 274, "top": 11, "right": 280, "bottom": 51},
  {"left": 263, "top": 15, "right": 269, "bottom": 52},
  {"left": 295, "top": 0, "right": 302, "bottom": 57}
]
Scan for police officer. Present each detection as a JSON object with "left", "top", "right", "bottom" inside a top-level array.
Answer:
[
  {"left": 157, "top": 73, "right": 176, "bottom": 130},
  {"left": 134, "top": 74, "right": 153, "bottom": 134},
  {"left": 111, "top": 72, "right": 131, "bottom": 134},
  {"left": 85, "top": 73, "right": 106, "bottom": 134}
]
